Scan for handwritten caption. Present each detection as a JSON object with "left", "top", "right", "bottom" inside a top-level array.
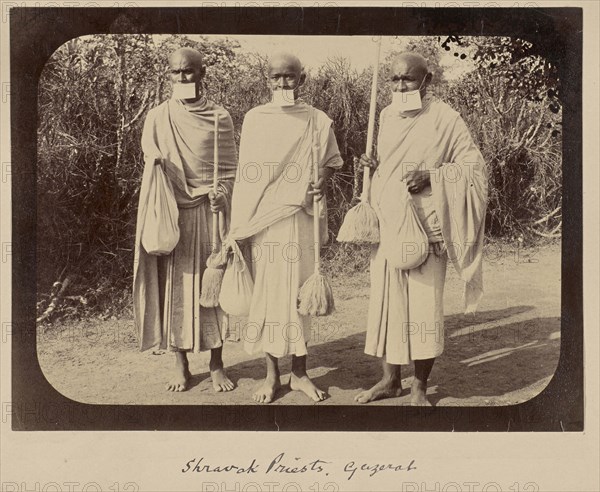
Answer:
[{"left": 181, "top": 452, "right": 417, "bottom": 482}]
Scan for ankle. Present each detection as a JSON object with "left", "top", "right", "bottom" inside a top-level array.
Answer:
[
  {"left": 265, "top": 364, "right": 280, "bottom": 381},
  {"left": 381, "top": 372, "right": 401, "bottom": 384},
  {"left": 412, "top": 378, "right": 427, "bottom": 389},
  {"left": 291, "top": 367, "right": 308, "bottom": 379},
  {"left": 265, "top": 373, "right": 280, "bottom": 384},
  {"left": 175, "top": 354, "right": 189, "bottom": 367}
]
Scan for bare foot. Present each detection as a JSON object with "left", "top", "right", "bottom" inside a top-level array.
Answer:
[
  {"left": 290, "top": 373, "right": 327, "bottom": 402},
  {"left": 252, "top": 376, "right": 281, "bottom": 404},
  {"left": 410, "top": 379, "right": 432, "bottom": 406},
  {"left": 166, "top": 362, "right": 192, "bottom": 392},
  {"left": 354, "top": 378, "right": 403, "bottom": 404},
  {"left": 211, "top": 367, "right": 234, "bottom": 392}
]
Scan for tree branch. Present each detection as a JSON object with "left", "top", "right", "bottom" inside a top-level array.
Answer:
[
  {"left": 123, "top": 90, "right": 150, "bottom": 130},
  {"left": 37, "top": 275, "right": 74, "bottom": 324}
]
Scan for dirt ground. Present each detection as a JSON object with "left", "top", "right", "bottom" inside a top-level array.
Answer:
[{"left": 37, "top": 243, "right": 561, "bottom": 407}]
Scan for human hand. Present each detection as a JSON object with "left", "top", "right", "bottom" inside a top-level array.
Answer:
[
  {"left": 402, "top": 169, "right": 431, "bottom": 194},
  {"left": 222, "top": 240, "right": 234, "bottom": 257},
  {"left": 308, "top": 166, "right": 334, "bottom": 203},
  {"left": 356, "top": 154, "right": 379, "bottom": 172},
  {"left": 208, "top": 190, "right": 227, "bottom": 213},
  {"left": 308, "top": 177, "right": 326, "bottom": 202}
]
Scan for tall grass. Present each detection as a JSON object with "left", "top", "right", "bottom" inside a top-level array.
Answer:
[{"left": 36, "top": 35, "right": 561, "bottom": 322}]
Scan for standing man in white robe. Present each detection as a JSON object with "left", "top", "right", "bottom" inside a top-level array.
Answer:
[
  {"left": 134, "top": 48, "right": 238, "bottom": 393},
  {"left": 228, "top": 53, "right": 343, "bottom": 404},
  {"left": 355, "top": 52, "right": 488, "bottom": 406}
]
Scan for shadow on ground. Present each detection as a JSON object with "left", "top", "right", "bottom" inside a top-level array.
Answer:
[{"left": 190, "top": 307, "right": 559, "bottom": 405}]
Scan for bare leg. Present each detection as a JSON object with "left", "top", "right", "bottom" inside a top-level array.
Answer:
[
  {"left": 210, "top": 346, "right": 234, "bottom": 392},
  {"left": 411, "top": 358, "right": 435, "bottom": 406},
  {"left": 166, "top": 351, "right": 192, "bottom": 392},
  {"left": 290, "top": 353, "right": 327, "bottom": 402},
  {"left": 354, "top": 357, "right": 403, "bottom": 404},
  {"left": 253, "top": 352, "right": 281, "bottom": 404}
]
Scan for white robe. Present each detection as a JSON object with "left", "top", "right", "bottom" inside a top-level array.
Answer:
[
  {"left": 133, "top": 99, "right": 237, "bottom": 352},
  {"left": 229, "top": 101, "right": 343, "bottom": 357},
  {"left": 365, "top": 96, "right": 488, "bottom": 364}
]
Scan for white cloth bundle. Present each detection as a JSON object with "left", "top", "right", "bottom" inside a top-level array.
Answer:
[
  {"left": 379, "top": 180, "right": 429, "bottom": 270},
  {"left": 141, "top": 162, "right": 180, "bottom": 255},
  {"left": 219, "top": 240, "right": 254, "bottom": 317}
]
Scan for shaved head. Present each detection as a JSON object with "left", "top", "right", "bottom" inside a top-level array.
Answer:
[
  {"left": 168, "top": 47, "right": 204, "bottom": 69},
  {"left": 267, "top": 51, "right": 306, "bottom": 96},
  {"left": 388, "top": 51, "right": 432, "bottom": 97},
  {"left": 269, "top": 52, "right": 303, "bottom": 74},
  {"left": 391, "top": 52, "right": 429, "bottom": 78},
  {"left": 168, "top": 47, "right": 206, "bottom": 102}
]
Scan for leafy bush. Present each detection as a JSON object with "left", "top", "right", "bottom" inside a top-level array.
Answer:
[{"left": 36, "top": 35, "right": 561, "bottom": 322}]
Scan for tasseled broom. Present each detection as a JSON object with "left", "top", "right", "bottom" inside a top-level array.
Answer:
[
  {"left": 200, "top": 113, "right": 226, "bottom": 307},
  {"left": 298, "top": 123, "right": 334, "bottom": 317},
  {"left": 336, "top": 37, "right": 382, "bottom": 244}
]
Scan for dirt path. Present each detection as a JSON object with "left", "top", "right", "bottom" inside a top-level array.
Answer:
[{"left": 37, "top": 244, "right": 561, "bottom": 406}]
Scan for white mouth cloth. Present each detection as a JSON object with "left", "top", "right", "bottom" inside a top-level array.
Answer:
[
  {"left": 271, "top": 89, "right": 296, "bottom": 107},
  {"left": 392, "top": 90, "right": 423, "bottom": 112},
  {"left": 172, "top": 83, "right": 197, "bottom": 100}
]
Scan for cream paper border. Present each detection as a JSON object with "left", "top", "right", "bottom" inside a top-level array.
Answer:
[{"left": 1, "top": 1, "right": 598, "bottom": 491}]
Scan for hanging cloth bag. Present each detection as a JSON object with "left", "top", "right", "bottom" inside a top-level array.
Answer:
[
  {"left": 141, "top": 160, "right": 180, "bottom": 255},
  {"left": 219, "top": 240, "right": 255, "bottom": 317},
  {"left": 380, "top": 181, "right": 429, "bottom": 270}
]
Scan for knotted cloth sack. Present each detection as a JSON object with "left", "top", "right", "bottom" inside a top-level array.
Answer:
[
  {"left": 380, "top": 181, "right": 429, "bottom": 270},
  {"left": 141, "top": 162, "right": 180, "bottom": 255},
  {"left": 219, "top": 240, "right": 254, "bottom": 317}
]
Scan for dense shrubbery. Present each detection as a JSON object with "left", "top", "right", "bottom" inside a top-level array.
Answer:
[
  {"left": 37, "top": 35, "right": 561, "bottom": 321},
  {"left": 443, "top": 36, "right": 562, "bottom": 238}
]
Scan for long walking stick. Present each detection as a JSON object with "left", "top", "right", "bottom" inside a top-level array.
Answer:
[
  {"left": 298, "top": 117, "right": 334, "bottom": 316},
  {"left": 200, "top": 113, "right": 226, "bottom": 307},
  {"left": 336, "top": 37, "right": 382, "bottom": 244}
]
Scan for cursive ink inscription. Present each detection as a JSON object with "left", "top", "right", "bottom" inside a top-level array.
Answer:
[
  {"left": 266, "top": 452, "right": 330, "bottom": 474},
  {"left": 181, "top": 454, "right": 417, "bottom": 481},
  {"left": 343, "top": 459, "right": 417, "bottom": 481},
  {"left": 182, "top": 457, "right": 259, "bottom": 474}
]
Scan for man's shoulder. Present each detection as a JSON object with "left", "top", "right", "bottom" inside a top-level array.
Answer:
[
  {"left": 150, "top": 100, "right": 170, "bottom": 113},
  {"left": 207, "top": 100, "right": 233, "bottom": 117},
  {"left": 244, "top": 105, "right": 265, "bottom": 118},
  {"left": 292, "top": 103, "right": 333, "bottom": 129},
  {"left": 431, "top": 98, "right": 462, "bottom": 122},
  {"left": 310, "top": 106, "right": 334, "bottom": 124},
  {"left": 379, "top": 104, "right": 392, "bottom": 119},
  {"left": 145, "top": 100, "right": 169, "bottom": 122},
  {"left": 241, "top": 105, "right": 266, "bottom": 127}
]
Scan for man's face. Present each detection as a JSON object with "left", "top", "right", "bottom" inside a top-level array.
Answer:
[
  {"left": 267, "top": 58, "right": 304, "bottom": 92},
  {"left": 390, "top": 59, "right": 428, "bottom": 94},
  {"left": 168, "top": 52, "right": 204, "bottom": 86}
]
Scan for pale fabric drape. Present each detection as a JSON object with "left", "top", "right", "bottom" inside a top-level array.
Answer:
[
  {"left": 134, "top": 98, "right": 237, "bottom": 352},
  {"left": 365, "top": 96, "right": 487, "bottom": 364},
  {"left": 230, "top": 101, "right": 343, "bottom": 357}
]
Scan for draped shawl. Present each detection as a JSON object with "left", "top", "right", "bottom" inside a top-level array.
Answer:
[
  {"left": 372, "top": 97, "right": 488, "bottom": 312},
  {"left": 228, "top": 101, "right": 334, "bottom": 241},
  {"left": 133, "top": 98, "right": 237, "bottom": 351}
]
